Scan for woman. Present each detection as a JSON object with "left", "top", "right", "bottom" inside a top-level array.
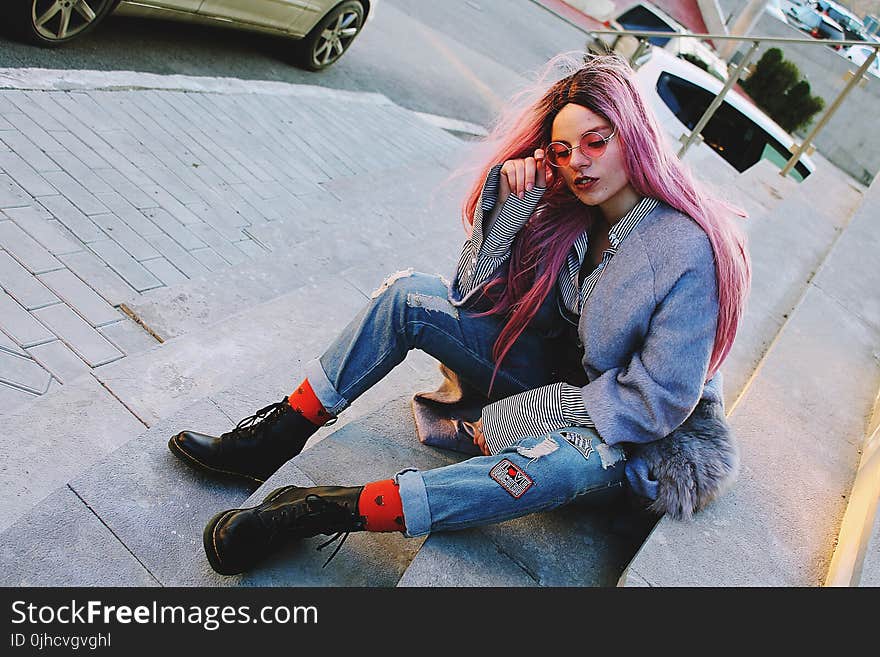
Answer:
[{"left": 169, "top": 53, "right": 749, "bottom": 575}]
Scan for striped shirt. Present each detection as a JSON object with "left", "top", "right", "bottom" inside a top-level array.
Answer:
[{"left": 454, "top": 164, "right": 659, "bottom": 454}]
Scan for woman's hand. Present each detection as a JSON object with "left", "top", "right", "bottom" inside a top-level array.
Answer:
[
  {"left": 470, "top": 418, "right": 491, "bottom": 456},
  {"left": 498, "top": 148, "right": 552, "bottom": 204}
]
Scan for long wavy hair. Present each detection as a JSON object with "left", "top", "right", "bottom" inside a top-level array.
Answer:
[{"left": 458, "top": 52, "right": 750, "bottom": 393}]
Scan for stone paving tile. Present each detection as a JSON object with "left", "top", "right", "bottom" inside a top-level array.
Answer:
[
  {"left": 0, "top": 173, "right": 30, "bottom": 208},
  {"left": 137, "top": 95, "right": 242, "bottom": 186},
  {"left": 141, "top": 256, "right": 188, "bottom": 287},
  {"left": 89, "top": 211, "right": 160, "bottom": 261},
  {"left": 140, "top": 207, "right": 205, "bottom": 250},
  {"left": 0, "top": 372, "right": 146, "bottom": 533},
  {"left": 190, "top": 247, "right": 229, "bottom": 272},
  {"left": 45, "top": 129, "right": 111, "bottom": 171},
  {"left": 233, "top": 237, "right": 267, "bottom": 259},
  {"left": 397, "top": 530, "right": 537, "bottom": 587},
  {"left": 37, "top": 268, "right": 122, "bottom": 327},
  {"left": 0, "top": 289, "right": 55, "bottom": 347},
  {"left": 187, "top": 201, "right": 248, "bottom": 241},
  {"left": 26, "top": 339, "right": 91, "bottom": 384},
  {"left": 4, "top": 91, "right": 66, "bottom": 132},
  {"left": 140, "top": 185, "right": 202, "bottom": 225},
  {"left": 47, "top": 151, "right": 113, "bottom": 196},
  {"left": 209, "top": 185, "right": 268, "bottom": 226},
  {"left": 0, "top": 130, "right": 61, "bottom": 172},
  {"left": 87, "top": 239, "right": 162, "bottom": 293},
  {"left": 0, "top": 486, "right": 159, "bottom": 587},
  {"left": 32, "top": 303, "right": 123, "bottom": 367},
  {"left": 58, "top": 249, "right": 138, "bottom": 306},
  {"left": 0, "top": 380, "right": 37, "bottom": 410},
  {"left": 98, "top": 317, "right": 160, "bottom": 356},
  {"left": 0, "top": 327, "right": 27, "bottom": 356},
  {"left": 153, "top": 150, "right": 216, "bottom": 195},
  {"left": 0, "top": 220, "right": 62, "bottom": 273},
  {"left": 0, "top": 150, "right": 58, "bottom": 197},
  {"left": 3, "top": 206, "right": 83, "bottom": 256},
  {"left": 139, "top": 163, "right": 203, "bottom": 206},
  {"left": 41, "top": 170, "right": 109, "bottom": 216},
  {"left": 0, "top": 348, "right": 51, "bottom": 394},
  {"left": 94, "top": 191, "right": 162, "bottom": 237},
  {"left": 38, "top": 194, "right": 105, "bottom": 243},
  {"left": 82, "top": 91, "right": 131, "bottom": 132},
  {"left": 144, "top": 233, "right": 210, "bottom": 279},
  {"left": 94, "top": 171, "right": 156, "bottom": 210},
  {"left": 0, "top": 249, "right": 60, "bottom": 309},
  {"left": 185, "top": 222, "right": 247, "bottom": 267},
  {"left": 227, "top": 183, "right": 280, "bottom": 222},
  {"left": 2, "top": 112, "right": 64, "bottom": 152},
  {"left": 67, "top": 400, "right": 259, "bottom": 586}
]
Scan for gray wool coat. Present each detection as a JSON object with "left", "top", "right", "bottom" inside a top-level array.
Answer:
[{"left": 412, "top": 200, "right": 740, "bottom": 520}]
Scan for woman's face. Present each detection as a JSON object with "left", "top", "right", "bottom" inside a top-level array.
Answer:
[{"left": 550, "top": 103, "right": 639, "bottom": 222}]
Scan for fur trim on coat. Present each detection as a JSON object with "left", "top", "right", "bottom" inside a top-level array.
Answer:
[{"left": 628, "top": 396, "right": 739, "bottom": 520}]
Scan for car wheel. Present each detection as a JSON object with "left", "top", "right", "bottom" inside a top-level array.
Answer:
[
  {"left": 10, "top": 0, "right": 117, "bottom": 46},
  {"left": 294, "top": 0, "right": 365, "bottom": 71}
]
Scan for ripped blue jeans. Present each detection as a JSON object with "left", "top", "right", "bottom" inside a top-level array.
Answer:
[{"left": 304, "top": 271, "right": 625, "bottom": 535}]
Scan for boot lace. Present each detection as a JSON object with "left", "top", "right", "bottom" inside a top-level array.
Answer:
[
  {"left": 307, "top": 495, "right": 366, "bottom": 568},
  {"left": 260, "top": 493, "right": 366, "bottom": 567},
  {"left": 228, "top": 399, "right": 289, "bottom": 438}
]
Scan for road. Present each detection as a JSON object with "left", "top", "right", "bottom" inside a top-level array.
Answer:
[{"left": 0, "top": 0, "right": 592, "bottom": 128}]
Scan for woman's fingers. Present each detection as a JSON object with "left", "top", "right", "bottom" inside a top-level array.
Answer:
[
  {"left": 534, "top": 149, "right": 547, "bottom": 188},
  {"left": 500, "top": 150, "right": 551, "bottom": 201},
  {"left": 512, "top": 159, "right": 525, "bottom": 199},
  {"left": 524, "top": 156, "right": 536, "bottom": 194}
]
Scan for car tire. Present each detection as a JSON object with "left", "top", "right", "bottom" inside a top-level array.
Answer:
[
  {"left": 294, "top": 0, "right": 365, "bottom": 71},
  {"left": 7, "top": 0, "right": 117, "bottom": 47}
]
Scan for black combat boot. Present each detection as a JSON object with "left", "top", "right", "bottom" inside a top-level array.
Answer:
[
  {"left": 203, "top": 485, "right": 365, "bottom": 575},
  {"left": 168, "top": 398, "right": 327, "bottom": 483}
]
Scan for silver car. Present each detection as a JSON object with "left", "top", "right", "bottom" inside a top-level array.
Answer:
[{"left": 8, "top": 0, "right": 375, "bottom": 70}]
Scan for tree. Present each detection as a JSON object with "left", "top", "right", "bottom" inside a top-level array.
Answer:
[{"left": 741, "top": 47, "right": 825, "bottom": 133}]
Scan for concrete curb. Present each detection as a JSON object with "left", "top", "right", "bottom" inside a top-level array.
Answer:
[{"left": 0, "top": 67, "right": 489, "bottom": 137}]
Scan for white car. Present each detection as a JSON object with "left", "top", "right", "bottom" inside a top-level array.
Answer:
[
  {"left": 7, "top": 0, "right": 376, "bottom": 70},
  {"left": 606, "top": 2, "right": 730, "bottom": 81},
  {"left": 844, "top": 43, "right": 880, "bottom": 78},
  {"left": 635, "top": 48, "right": 815, "bottom": 181}
]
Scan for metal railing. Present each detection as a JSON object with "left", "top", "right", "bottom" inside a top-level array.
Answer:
[{"left": 584, "top": 28, "right": 879, "bottom": 178}]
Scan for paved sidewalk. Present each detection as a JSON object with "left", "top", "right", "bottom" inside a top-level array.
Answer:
[{"left": 0, "top": 71, "right": 461, "bottom": 413}]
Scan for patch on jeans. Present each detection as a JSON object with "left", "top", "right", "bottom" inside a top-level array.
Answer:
[
  {"left": 489, "top": 459, "right": 533, "bottom": 499},
  {"left": 560, "top": 431, "right": 594, "bottom": 463}
]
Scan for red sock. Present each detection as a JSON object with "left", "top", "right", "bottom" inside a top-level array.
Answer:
[
  {"left": 358, "top": 479, "right": 405, "bottom": 532},
  {"left": 288, "top": 379, "right": 334, "bottom": 426}
]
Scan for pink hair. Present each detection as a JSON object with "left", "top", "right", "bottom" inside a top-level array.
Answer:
[{"left": 456, "top": 53, "right": 750, "bottom": 393}]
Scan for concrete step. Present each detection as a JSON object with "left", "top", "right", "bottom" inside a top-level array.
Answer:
[
  {"left": 0, "top": 332, "right": 445, "bottom": 585},
  {"left": 857, "top": 411, "right": 880, "bottom": 586},
  {"left": 620, "top": 173, "right": 880, "bottom": 586},
  {"left": 0, "top": 273, "right": 375, "bottom": 532},
  {"left": 122, "top": 157, "right": 470, "bottom": 341},
  {"left": 721, "top": 191, "right": 851, "bottom": 406}
]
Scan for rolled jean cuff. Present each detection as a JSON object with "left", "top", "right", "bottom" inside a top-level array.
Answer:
[
  {"left": 304, "top": 358, "right": 348, "bottom": 416},
  {"left": 395, "top": 468, "right": 432, "bottom": 537}
]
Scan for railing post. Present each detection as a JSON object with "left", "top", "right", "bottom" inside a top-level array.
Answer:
[
  {"left": 678, "top": 40, "right": 761, "bottom": 159},
  {"left": 781, "top": 46, "right": 879, "bottom": 178}
]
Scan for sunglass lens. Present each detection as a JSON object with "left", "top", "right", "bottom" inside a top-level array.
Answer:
[
  {"left": 581, "top": 133, "right": 607, "bottom": 157},
  {"left": 547, "top": 143, "right": 570, "bottom": 166}
]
